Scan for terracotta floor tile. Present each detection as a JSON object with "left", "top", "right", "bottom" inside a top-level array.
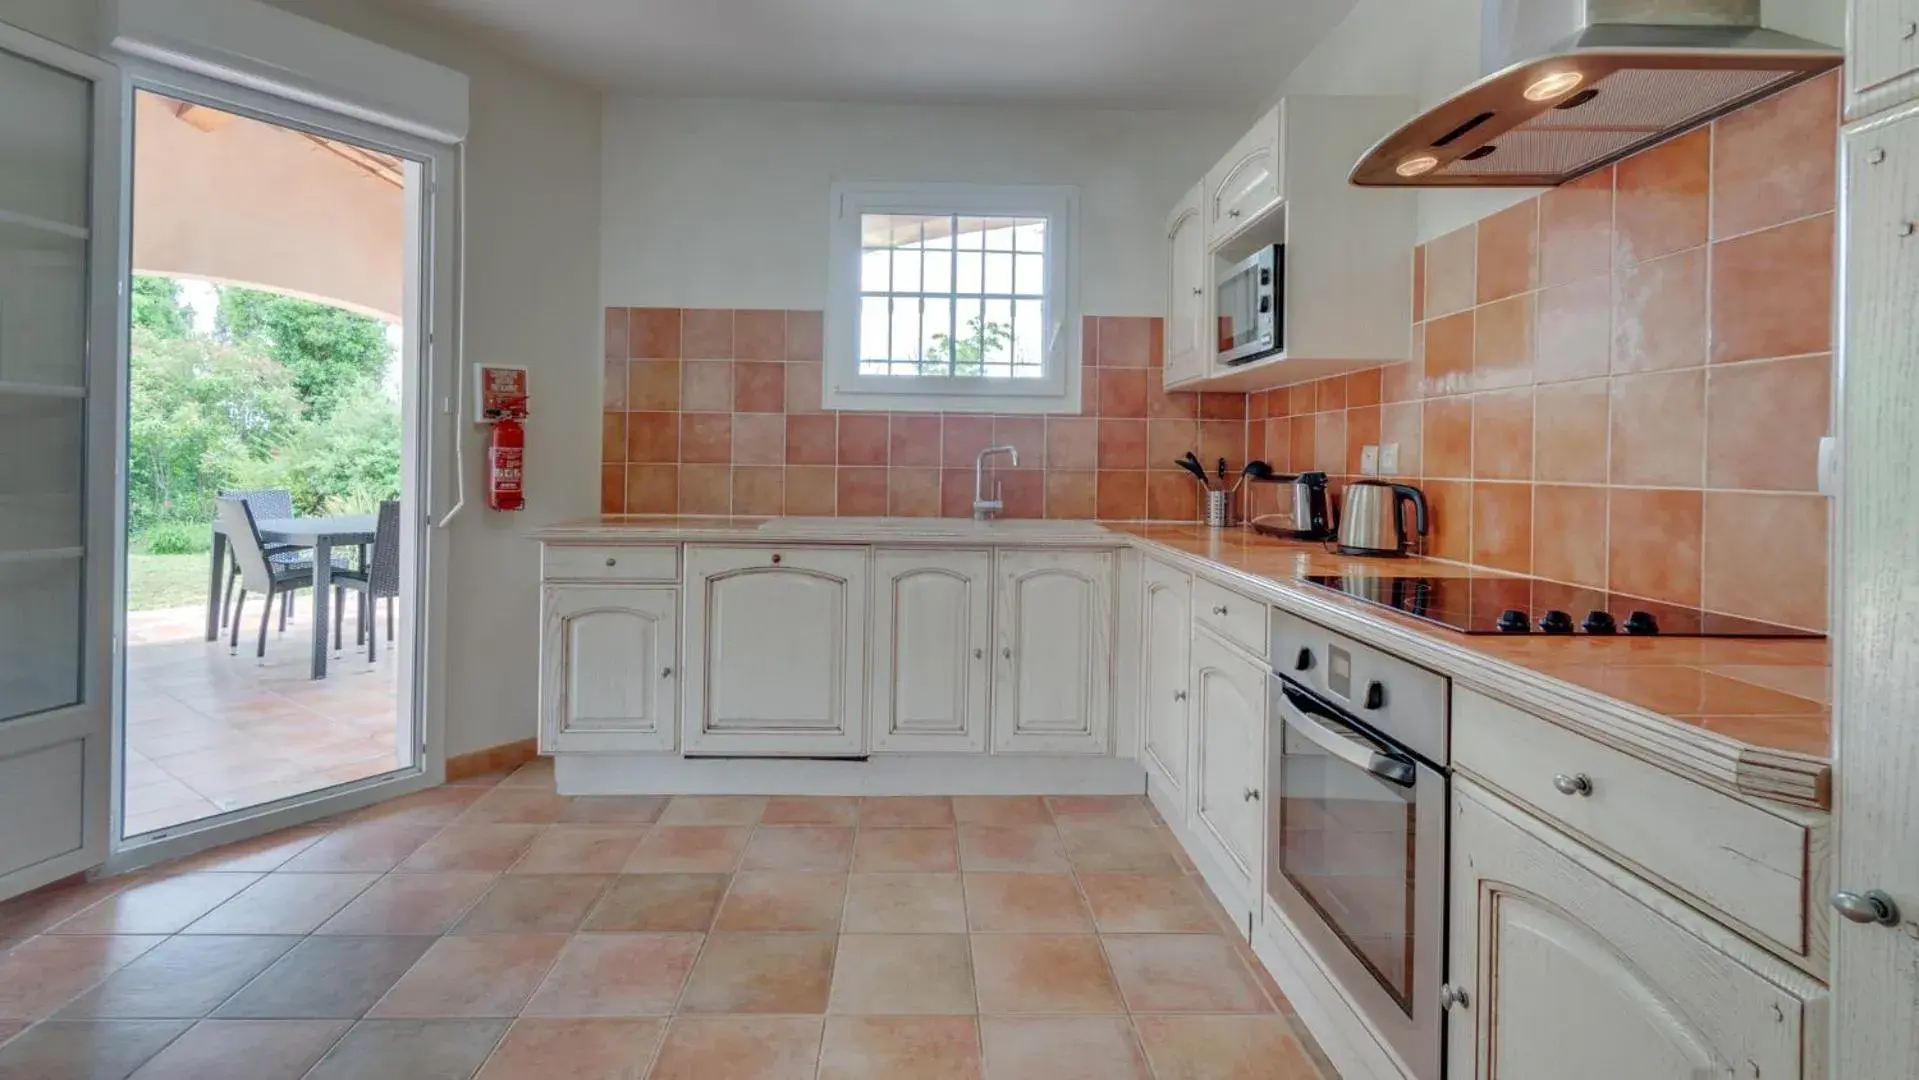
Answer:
[
  {"left": 124, "top": 1019, "right": 352, "bottom": 1080},
  {"left": 454, "top": 875, "right": 612, "bottom": 934},
  {"left": 713, "top": 872, "right": 847, "bottom": 933},
  {"left": 622, "top": 827, "right": 750, "bottom": 874},
  {"left": 818, "top": 1017, "right": 980, "bottom": 1080},
  {"left": 303, "top": 1018, "right": 511, "bottom": 1080},
  {"left": 827, "top": 935, "right": 976, "bottom": 1015},
  {"left": 508, "top": 826, "right": 648, "bottom": 874},
  {"left": 342, "top": 788, "right": 485, "bottom": 829},
  {"left": 963, "top": 874, "right": 1092, "bottom": 933},
  {"left": 980, "top": 1016, "right": 1150, "bottom": 1080},
  {"left": 957, "top": 826, "right": 1070, "bottom": 873},
  {"left": 1078, "top": 874, "right": 1218, "bottom": 933},
  {"left": 858, "top": 797, "right": 954, "bottom": 827},
  {"left": 522, "top": 934, "right": 703, "bottom": 1017},
  {"left": 657, "top": 796, "right": 767, "bottom": 827},
  {"left": 0, "top": 935, "right": 167, "bottom": 1020},
  {"left": 0, "top": 1019, "right": 190, "bottom": 1080},
  {"left": 680, "top": 934, "right": 837, "bottom": 1014},
  {"left": 1044, "top": 796, "right": 1154, "bottom": 828},
  {"left": 457, "top": 789, "right": 573, "bottom": 826},
  {"left": 951, "top": 797, "right": 1053, "bottom": 826},
  {"left": 851, "top": 828, "right": 958, "bottom": 872},
  {"left": 182, "top": 873, "right": 377, "bottom": 935},
  {"left": 315, "top": 874, "right": 496, "bottom": 935},
  {"left": 369, "top": 934, "right": 567, "bottom": 1018},
  {"left": 1133, "top": 1015, "right": 1322, "bottom": 1079},
  {"left": 0, "top": 1023, "right": 22, "bottom": 1047},
  {"left": 1057, "top": 826, "right": 1181, "bottom": 874},
  {"left": 650, "top": 1017, "right": 821, "bottom": 1080},
  {"left": 213, "top": 935, "right": 435, "bottom": 1019},
  {"left": 277, "top": 822, "right": 445, "bottom": 874},
  {"left": 582, "top": 874, "right": 728, "bottom": 933},
  {"left": 499, "top": 760, "right": 555, "bottom": 788},
  {"left": 741, "top": 826, "right": 855, "bottom": 872},
  {"left": 561, "top": 796, "right": 670, "bottom": 825},
  {"left": 760, "top": 797, "right": 859, "bottom": 826},
  {"left": 57, "top": 935, "right": 299, "bottom": 1019},
  {"left": 1103, "top": 936, "right": 1270, "bottom": 1013},
  {"left": 842, "top": 874, "right": 967, "bottom": 933},
  {"left": 51, "top": 874, "right": 262, "bottom": 935},
  {"left": 972, "top": 935, "right": 1122, "bottom": 1015},
  {"left": 398, "top": 825, "right": 545, "bottom": 874},
  {"left": 0, "top": 878, "right": 140, "bottom": 941},
  {"left": 472, "top": 1018, "right": 664, "bottom": 1080},
  {"left": 151, "top": 828, "right": 325, "bottom": 875}
]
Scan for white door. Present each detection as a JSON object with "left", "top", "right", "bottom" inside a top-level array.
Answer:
[
  {"left": 1833, "top": 103, "right": 1919, "bottom": 1079},
  {"left": 991, "top": 550, "right": 1113, "bottom": 755},
  {"left": 1140, "top": 560, "right": 1191, "bottom": 802},
  {"left": 0, "top": 26, "right": 122, "bottom": 901},
  {"left": 540, "top": 586, "right": 677, "bottom": 753},
  {"left": 869, "top": 549, "right": 991, "bottom": 753},
  {"left": 1191, "top": 628, "right": 1265, "bottom": 899},
  {"left": 683, "top": 545, "right": 868, "bottom": 757},
  {"left": 1448, "top": 781, "right": 1822, "bottom": 1080},
  {"left": 1164, "top": 185, "right": 1207, "bottom": 387}
]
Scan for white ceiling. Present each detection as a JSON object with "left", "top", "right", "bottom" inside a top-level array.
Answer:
[{"left": 387, "top": 0, "right": 1358, "bottom": 107}]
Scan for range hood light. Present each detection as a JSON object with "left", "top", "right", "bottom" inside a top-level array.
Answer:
[
  {"left": 1395, "top": 155, "right": 1440, "bottom": 178},
  {"left": 1522, "top": 71, "right": 1584, "bottom": 101}
]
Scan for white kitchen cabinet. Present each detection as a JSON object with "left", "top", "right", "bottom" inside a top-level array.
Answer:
[
  {"left": 1163, "top": 183, "right": 1210, "bottom": 389},
  {"left": 868, "top": 548, "right": 992, "bottom": 753},
  {"left": 1141, "top": 559, "right": 1192, "bottom": 806},
  {"left": 1190, "top": 626, "right": 1267, "bottom": 910},
  {"left": 682, "top": 545, "right": 868, "bottom": 757},
  {"left": 1447, "top": 781, "right": 1825, "bottom": 1080},
  {"left": 991, "top": 550, "right": 1114, "bottom": 755},
  {"left": 1850, "top": 0, "right": 1919, "bottom": 116},
  {"left": 1205, "top": 104, "right": 1283, "bottom": 248},
  {"left": 540, "top": 586, "right": 678, "bottom": 753}
]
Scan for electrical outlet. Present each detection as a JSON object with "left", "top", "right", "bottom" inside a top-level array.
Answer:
[
  {"left": 1379, "top": 442, "right": 1399, "bottom": 475},
  {"left": 1359, "top": 445, "right": 1380, "bottom": 476}
]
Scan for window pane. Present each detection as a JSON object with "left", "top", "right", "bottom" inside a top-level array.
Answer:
[
  {"left": 1014, "top": 219, "right": 1047, "bottom": 253},
  {"left": 982, "top": 218, "right": 1017, "bottom": 251},
  {"left": 922, "top": 247, "right": 953, "bottom": 294},
  {"left": 860, "top": 296, "right": 891, "bottom": 361},
  {"left": 890, "top": 300, "right": 919, "bottom": 367},
  {"left": 0, "top": 53, "right": 91, "bottom": 229},
  {"left": 955, "top": 216, "right": 987, "bottom": 250},
  {"left": 982, "top": 299, "right": 1013, "bottom": 375},
  {"left": 0, "top": 394, "right": 83, "bottom": 722},
  {"left": 923, "top": 218, "right": 954, "bottom": 250},
  {"left": 861, "top": 249, "right": 891, "bottom": 293},
  {"left": 0, "top": 222, "right": 88, "bottom": 388},
  {"left": 1014, "top": 253, "right": 1046, "bottom": 298},
  {"left": 956, "top": 249, "right": 983, "bottom": 295},
  {"left": 920, "top": 297, "right": 952, "bottom": 376},
  {"left": 984, "top": 252, "right": 1014, "bottom": 296},
  {"left": 952, "top": 297, "right": 983, "bottom": 376},
  {"left": 892, "top": 249, "right": 922, "bottom": 293},
  {"left": 1013, "top": 299, "right": 1046, "bottom": 377}
]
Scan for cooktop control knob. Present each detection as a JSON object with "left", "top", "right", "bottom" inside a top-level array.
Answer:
[
  {"left": 1363, "top": 681, "right": 1386, "bottom": 710},
  {"left": 1624, "top": 611, "right": 1660, "bottom": 635},
  {"left": 1496, "top": 609, "right": 1531, "bottom": 633},
  {"left": 1539, "top": 610, "right": 1576, "bottom": 635},
  {"left": 1582, "top": 611, "right": 1617, "bottom": 635}
]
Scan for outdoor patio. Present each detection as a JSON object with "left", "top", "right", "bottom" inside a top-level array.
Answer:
[{"left": 123, "top": 603, "right": 402, "bottom": 836}]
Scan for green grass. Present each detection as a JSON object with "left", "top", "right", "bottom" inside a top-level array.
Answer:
[{"left": 128, "top": 550, "right": 210, "bottom": 613}]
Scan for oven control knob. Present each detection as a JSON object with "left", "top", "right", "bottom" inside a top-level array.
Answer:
[
  {"left": 1624, "top": 610, "right": 1660, "bottom": 635},
  {"left": 1496, "top": 609, "right": 1530, "bottom": 633},
  {"left": 1581, "top": 610, "right": 1617, "bottom": 635},
  {"left": 1439, "top": 984, "right": 1471, "bottom": 1011},
  {"left": 1363, "top": 681, "right": 1385, "bottom": 710},
  {"left": 1294, "top": 648, "right": 1313, "bottom": 672},
  {"left": 1539, "top": 610, "right": 1575, "bottom": 634}
]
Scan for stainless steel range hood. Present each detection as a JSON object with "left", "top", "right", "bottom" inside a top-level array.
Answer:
[{"left": 1350, "top": 0, "right": 1840, "bottom": 187}]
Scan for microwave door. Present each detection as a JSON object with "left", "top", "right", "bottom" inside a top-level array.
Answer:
[{"left": 1217, "top": 251, "right": 1276, "bottom": 365}]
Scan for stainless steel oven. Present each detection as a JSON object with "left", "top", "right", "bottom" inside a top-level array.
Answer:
[
  {"left": 1267, "top": 610, "right": 1448, "bottom": 1080},
  {"left": 1216, "top": 244, "right": 1284, "bottom": 365}
]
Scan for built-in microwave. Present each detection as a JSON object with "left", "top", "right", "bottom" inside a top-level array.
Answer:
[{"left": 1217, "top": 244, "right": 1284, "bottom": 366}]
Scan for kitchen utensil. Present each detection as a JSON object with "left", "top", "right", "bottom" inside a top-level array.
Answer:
[
  {"left": 1174, "top": 458, "right": 1213, "bottom": 488},
  {"left": 1249, "top": 471, "right": 1333, "bottom": 540},
  {"left": 1203, "top": 489, "right": 1235, "bottom": 528},
  {"left": 1217, "top": 458, "right": 1228, "bottom": 484},
  {"left": 1337, "top": 480, "right": 1429, "bottom": 556},
  {"left": 1182, "top": 452, "right": 1204, "bottom": 474},
  {"left": 1230, "top": 460, "right": 1276, "bottom": 495}
]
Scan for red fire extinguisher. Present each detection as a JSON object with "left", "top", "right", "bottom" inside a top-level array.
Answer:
[{"left": 487, "top": 418, "right": 526, "bottom": 512}]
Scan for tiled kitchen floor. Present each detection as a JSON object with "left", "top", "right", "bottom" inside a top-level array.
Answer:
[
  {"left": 124, "top": 605, "right": 402, "bottom": 837},
  {"left": 0, "top": 770, "right": 1336, "bottom": 1079}
]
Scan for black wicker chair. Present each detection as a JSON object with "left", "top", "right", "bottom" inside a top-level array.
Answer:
[
  {"left": 365, "top": 500, "right": 401, "bottom": 661},
  {"left": 218, "top": 497, "right": 369, "bottom": 663}
]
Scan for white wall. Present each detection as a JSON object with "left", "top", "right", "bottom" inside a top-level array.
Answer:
[
  {"left": 600, "top": 97, "right": 1243, "bottom": 315},
  {"left": 0, "top": 0, "right": 96, "bottom": 51}
]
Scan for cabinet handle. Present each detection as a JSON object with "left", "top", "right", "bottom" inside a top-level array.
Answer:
[
  {"left": 1439, "top": 984, "right": 1470, "bottom": 1011},
  {"left": 604, "top": 557, "right": 617, "bottom": 567},
  {"left": 1173, "top": 690, "right": 1187, "bottom": 702},
  {"left": 661, "top": 667, "right": 674, "bottom": 678},
  {"left": 1868, "top": 147, "right": 1888, "bottom": 165},
  {"left": 974, "top": 648, "right": 984, "bottom": 660},
  {"left": 771, "top": 553, "right": 782, "bottom": 564},
  {"left": 1831, "top": 889, "right": 1901, "bottom": 927},
  {"left": 1002, "top": 646, "right": 1013, "bottom": 660},
  {"left": 1228, "top": 208, "right": 1243, "bottom": 218},
  {"left": 1212, "top": 605, "right": 1229, "bottom": 616},
  {"left": 1904, "top": 20, "right": 1917, "bottom": 39},
  {"left": 1191, "top": 286, "right": 1203, "bottom": 296},
  {"left": 1243, "top": 787, "right": 1260, "bottom": 802},
  {"left": 1551, "top": 772, "right": 1594, "bottom": 797},
  {"left": 1900, "top": 221, "right": 1917, "bottom": 239}
]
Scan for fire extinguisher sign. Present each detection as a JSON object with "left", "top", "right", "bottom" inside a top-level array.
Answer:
[{"left": 476, "top": 364, "right": 529, "bottom": 422}]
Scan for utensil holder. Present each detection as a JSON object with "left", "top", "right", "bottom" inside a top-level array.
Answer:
[{"left": 1203, "top": 489, "right": 1235, "bottom": 529}]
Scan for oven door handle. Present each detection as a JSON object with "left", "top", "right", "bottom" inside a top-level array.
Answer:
[{"left": 1279, "top": 682, "right": 1418, "bottom": 787}]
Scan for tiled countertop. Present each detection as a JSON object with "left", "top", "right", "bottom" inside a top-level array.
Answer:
[{"left": 536, "top": 517, "right": 1831, "bottom": 808}]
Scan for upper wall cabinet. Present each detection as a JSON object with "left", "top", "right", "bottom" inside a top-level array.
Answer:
[
  {"left": 1849, "top": 0, "right": 1919, "bottom": 118},
  {"left": 1165, "top": 96, "right": 1418, "bottom": 392}
]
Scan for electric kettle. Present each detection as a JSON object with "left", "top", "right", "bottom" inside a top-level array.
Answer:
[{"left": 1337, "top": 480, "right": 1428, "bottom": 556}]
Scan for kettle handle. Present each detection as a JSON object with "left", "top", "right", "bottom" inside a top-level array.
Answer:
[{"left": 1390, "top": 485, "right": 1429, "bottom": 539}]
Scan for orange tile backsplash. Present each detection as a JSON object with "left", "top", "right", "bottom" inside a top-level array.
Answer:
[{"left": 1243, "top": 72, "right": 1838, "bottom": 631}]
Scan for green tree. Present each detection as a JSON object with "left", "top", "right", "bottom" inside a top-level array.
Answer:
[
  {"left": 275, "top": 379, "right": 402, "bottom": 515},
  {"left": 131, "top": 276, "right": 192, "bottom": 340},
  {"left": 926, "top": 317, "right": 1012, "bottom": 376},
  {"left": 217, "top": 286, "right": 392, "bottom": 420}
]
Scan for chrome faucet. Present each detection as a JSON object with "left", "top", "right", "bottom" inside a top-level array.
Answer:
[{"left": 973, "top": 445, "right": 1019, "bottom": 520}]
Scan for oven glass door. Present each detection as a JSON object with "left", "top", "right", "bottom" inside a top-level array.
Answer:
[{"left": 1215, "top": 252, "right": 1270, "bottom": 361}]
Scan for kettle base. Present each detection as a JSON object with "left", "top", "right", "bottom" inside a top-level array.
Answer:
[{"left": 1336, "top": 544, "right": 1411, "bottom": 557}]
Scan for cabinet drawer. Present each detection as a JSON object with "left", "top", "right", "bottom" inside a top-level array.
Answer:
[
  {"left": 1455, "top": 687, "right": 1815, "bottom": 959},
  {"left": 1192, "top": 578, "right": 1265, "bottom": 657},
  {"left": 543, "top": 545, "right": 679, "bottom": 583}
]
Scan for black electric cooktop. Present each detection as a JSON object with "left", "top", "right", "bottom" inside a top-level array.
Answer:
[{"left": 1300, "top": 574, "right": 1824, "bottom": 638}]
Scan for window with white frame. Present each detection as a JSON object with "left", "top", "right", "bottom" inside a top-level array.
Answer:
[{"left": 824, "top": 182, "right": 1080, "bottom": 414}]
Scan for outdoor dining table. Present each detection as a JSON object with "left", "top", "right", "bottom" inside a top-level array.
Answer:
[{"left": 206, "top": 513, "right": 378, "bottom": 679}]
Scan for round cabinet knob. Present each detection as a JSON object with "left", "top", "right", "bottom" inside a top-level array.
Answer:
[
  {"left": 771, "top": 553, "right": 783, "bottom": 564},
  {"left": 604, "top": 558, "right": 618, "bottom": 567},
  {"left": 1551, "top": 772, "right": 1594, "bottom": 797},
  {"left": 1228, "top": 208, "right": 1243, "bottom": 218},
  {"left": 661, "top": 667, "right": 674, "bottom": 678},
  {"left": 1439, "top": 984, "right": 1470, "bottom": 1011},
  {"left": 1003, "top": 646, "right": 1013, "bottom": 660},
  {"left": 974, "top": 648, "right": 984, "bottom": 660},
  {"left": 1832, "top": 889, "right": 1902, "bottom": 927}
]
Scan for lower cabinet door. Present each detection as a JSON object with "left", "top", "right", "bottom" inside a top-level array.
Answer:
[
  {"left": 540, "top": 585, "right": 678, "bottom": 752},
  {"left": 1191, "top": 628, "right": 1266, "bottom": 904},
  {"left": 683, "top": 546, "right": 868, "bottom": 756},
  {"left": 869, "top": 549, "right": 992, "bottom": 753},
  {"left": 1448, "top": 781, "right": 1824, "bottom": 1080},
  {"left": 1141, "top": 559, "right": 1192, "bottom": 805},
  {"left": 991, "top": 550, "right": 1115, "bottom": 755}
]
